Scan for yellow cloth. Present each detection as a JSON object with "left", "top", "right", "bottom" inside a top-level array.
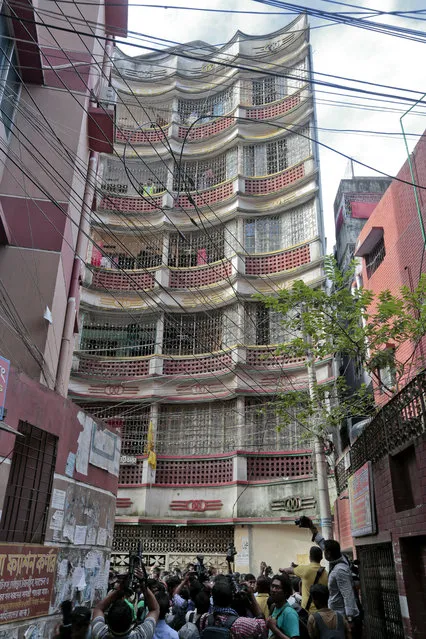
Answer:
[
  {"left": 146, "top": 421, "right": 156, "bottom": 469},
  {"left": 255, "top": 592, "right": 270, "bottom": 618},
  {"left": 294, "top": 562, "right": 328, "bottom": 613}
]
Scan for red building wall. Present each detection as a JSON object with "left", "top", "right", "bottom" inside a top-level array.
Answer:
[{"left": 357, "top": 133, "right": 426, "bottom": 394}]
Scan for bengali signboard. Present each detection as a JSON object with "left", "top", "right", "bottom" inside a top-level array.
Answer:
[
  {"left": 0, "top": 544, "right": 58, "bottom": 624},
  {"left": 348, "top": 461, "right": 377, "bottom": 537},
  {"left": 0, "top": 355, "right": 10, "bottom": 420}
]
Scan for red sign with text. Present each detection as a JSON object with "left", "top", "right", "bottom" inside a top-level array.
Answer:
[{"left": 0, "top": 544, "right": 58, "bottom": 624}]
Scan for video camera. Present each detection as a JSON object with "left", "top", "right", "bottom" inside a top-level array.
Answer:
[
  {"left": 294, "top": 515, "right": 313, "bottom": 528},
  {"left": 125, "top": 541, "right": 148, "bottom": 596}
]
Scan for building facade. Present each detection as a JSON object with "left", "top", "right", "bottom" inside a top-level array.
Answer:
[
  {"left": 69, "top": 15, "right": 331, "bottom": 572},
  {"left": 333, "top": 132, "right": 426, "bottom": 639},
  {"left": 0, "top": 0, "right": 127, "bottom": 634}
]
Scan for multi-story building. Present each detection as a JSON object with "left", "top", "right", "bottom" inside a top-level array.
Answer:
[
  {"left": 333, "top": 175, "right": 391, "bottom": 451},
  {"left": 70, "top": 15, "right": 330, "bottom": 572},
  {"left": 0, "top": 0, "right": 126, "bottom": 634},
  {"left": 333, "top": 131, "right": 426, "bottom": 639}
]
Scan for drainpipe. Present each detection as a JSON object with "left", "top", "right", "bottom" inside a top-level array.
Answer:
[{"left": 55, "top": 152, "right": 98, "bottom": 397}]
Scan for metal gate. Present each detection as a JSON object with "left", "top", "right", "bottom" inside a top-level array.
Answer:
[{"left": 357, "top": 542, "right": 404, "bottom": 639}]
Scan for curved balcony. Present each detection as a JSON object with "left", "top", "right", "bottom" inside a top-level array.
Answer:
[
  {"left": 169, "top": 259, "right": 232, "bottom": 289},
  {"left": 246, "top": 347, "right": 306, "bottom": 369},
  {"left": 73, "top": 354, "right": 151, "bottom": 379},
  {"left": 244, "top": 160, "right": 306, "bottom": 196},
  {"left": 90, "top": 267, "right": 156, "bottom": 291},
  {"left": 116, "top": 126, "right": 169, "bottom": 144},
  {"left": 99, "top": 193, "right": 164, "bottom": 213},
  {"left": 175, "top": 180, "right": 235, "bottom": 209},
  {"left": 163, "top": 352, "right": 233, "bottom": 376},
  {"left": 245, "top": 242, "right": 311, "bottom": 276},
  {"left": 177, "top": 114, "right": 236, "bottom": 142},
  {"left": 245, "top": 91, "right": 302, "bottom": 121}
]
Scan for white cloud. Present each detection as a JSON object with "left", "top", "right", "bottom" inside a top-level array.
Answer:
[{"left": 122, "top": 0, "right": 426, "bottom": 250}]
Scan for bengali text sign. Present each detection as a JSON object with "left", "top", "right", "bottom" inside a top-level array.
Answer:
[
  {"left": 348, "top": 461, "right": 376, "bottom": 537},
  {"left": 0, "top": 544, "right": 58, "bottom": 624}
]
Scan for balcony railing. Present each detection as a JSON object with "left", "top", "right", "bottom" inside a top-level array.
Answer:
[
  {"left": 175, "top": 180, "right": 235, "bottom": 209},
  {"left": 74, "top": 354, "right": 151, "bottom": 379},
  {"left": 116, "top": 127, "right": 169, "bottom": 144},
  {"left": 178, "top": 114, "right": 235, "bottom": 141},
  {"left": 118, "top": 451, "right": 313, "bottom": 486},
  {"left": 90, "top": 267, "right": 156, "bottom": 291},
  {"left": 245, "top": 92, "right": 302, "bottom": 120},
  {"left": 162, "top": 352, "right": 234, "bottom": 376},
  {"left": 335, "top": 369, "right": 426, "bottom": 493},
  {"left": 244, "top": 160, "right": 306, "bottom": 195},
  {"left": 169, "top": 259, "right": 232, "bottom": 289},
  {"left": 99, "top": 194, "right": 164, "bottom": 213},
  {"left": 245, "top": 242, "right": 311, "bottom": 275},
  {"left": 246, "top": 347, "right": 306, "bottom": 369}
]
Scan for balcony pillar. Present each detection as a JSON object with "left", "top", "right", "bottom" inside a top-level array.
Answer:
[{"left": 233, "top": 454, "right": 247, "bottom": 482}]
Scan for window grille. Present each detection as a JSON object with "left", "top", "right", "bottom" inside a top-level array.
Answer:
[
  {"left": 177, "top": 87, "right": 235, "bottom": 125},
  {"left": 113, "top": 524, "right": 233, "bottom": 555},
  {"left": 116, "top": 98, "right": 172, "bottom": 129},
  {"left": 86, "top": 403, "right": 150, "bottom": 455},
  {"left": 0, "top": 422, "right": 57, "bottom": 543},
  {"left": 0, "top": 16, "right": 20, "bottom": 139},
  {"left": 101, "top": 157, "right": 168, "bottom": 196},
  {"left": 92, "top": 231, "right": 163, "bottom": 270},
  {"left": 157, "top": 400, "right": 238, "bottom": 455},
  {"left": 266, "top": 138, "right": 287, "bottom": 174},
  {"left": 366, "top": 236, "right": 385, "bottom": 278},
  {"left": 243, "top": 129, "right": 311, "bottom": 177},
  {"left": 281, "top": 201, "right": 317, "bottom": 248},
  {"left": 245, "top": 216, "right": 281, "bottom": 254},
  {"left": 245, "top": 303, "right": 296, "bottom": 346},
  {"left": 251, "top": 76, "right": 286, "bottom": 105},
  {"left": 163, "top": 311, "right": 223, "bottom": 355},
  {"left": 169, "top": 227, "right": 225, "bottom": 267},
  {"left": 173, "top": 148, "right": 237, "bottom": 191},
  {"left": 244, "top": 398, "right": 307, "bottom": 451},
  {"left": 287, "top": 60, "right": 308, "bottom": 93},
  {"left": 80, "top": 316, "right": 157, "bottom": 357}
]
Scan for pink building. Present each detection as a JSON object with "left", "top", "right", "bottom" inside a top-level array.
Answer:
[{"left": 0, "top": 0, "right": 127, "bottom": 634}]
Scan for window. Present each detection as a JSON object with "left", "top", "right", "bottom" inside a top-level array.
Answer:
[
  {"left": 169, "top": 227, "right": 225, "bottom": 267},
  {"left": 251, "top": 76, "right": 286, "bottom": 105},
  {"left": 266, "top": 138, "right": 287, "bottom": 174},
  {"left": 244, "top": 216, "right": 281, "bottom": 253},
  {"left": 157, "top": 401, "right": 238, "bottom": 454},
  {"left": 366, "top": 236, "right": 385, "bottom": 278},
  {"left": 173, "top": 149, "right": 237, "bottom": 191},
  {"left": 245, "top": 303, "right": 293, "bottom": 345},
  {"left": 0, "top": 16, "right": 20, "bottom": 139},
  {"left": 86, "top": 403, "right": 150, "bottom": 456},
  {"left": 0, "top": 422, "right": 57, "bottom": 543},
  {"left": 163, "top": 311, "right": 223, "bottom": 355},
  {"left": 80, "top": 318, "right": 157, "bottom": 357},
  {"left": 244, "top": 398, "right": 306, "bottom": 451},
  {"left": 390, "top": 445, "right": 419, "bottom": 512},
  {"left": 177, "top": 87, "right": 235, "bottom": 124}
]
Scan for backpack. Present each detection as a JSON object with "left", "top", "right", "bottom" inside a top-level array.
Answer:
[
  {"left": 200, "top": 614, "right": 238, "bottom": 639},
  {"left": 313, "top": 612, "right": 345, "bottom": 639},
  {"left": 179, "top": 621, "right": 200, "bottom": 639},
  {"left": 169, "top": 600, "right": 189, "bottom": 631}
]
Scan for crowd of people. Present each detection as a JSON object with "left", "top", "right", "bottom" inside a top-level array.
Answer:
[{"left": 54, "top": 519, "right": 362, "bottom": 639}]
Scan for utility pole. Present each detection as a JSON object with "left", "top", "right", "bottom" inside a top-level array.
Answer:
[{"left": 306, "top": 337, "right": 333, "bottom": 540}]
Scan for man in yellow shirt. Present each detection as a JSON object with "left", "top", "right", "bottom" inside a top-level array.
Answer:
[
  {"left": 255, "top": 576, "right": 271, "bottom": 617},
  {"left": 280, "top": 547, "right": 328, "bottom": 613}
]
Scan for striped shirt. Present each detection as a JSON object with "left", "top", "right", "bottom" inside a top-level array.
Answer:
[{"left": 92, "top": 615, "right": 156, "bottom": 639}]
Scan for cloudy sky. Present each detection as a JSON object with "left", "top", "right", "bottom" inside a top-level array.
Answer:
[{"left": 120, "top": 1, "right": 426, "bottom": 251}]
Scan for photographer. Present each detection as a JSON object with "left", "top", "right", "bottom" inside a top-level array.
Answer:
[
  {"left": 92, "top": 567, "right": 160, "bottom": 638},
  {"left": 296, "top": 518, "right": 360, "bottom": 639},
  {"left": 199, "top": 575, "right": 267, "bottom": 639}
]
